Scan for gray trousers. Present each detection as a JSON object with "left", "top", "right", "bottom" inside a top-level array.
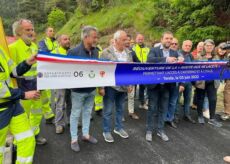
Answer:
[
  {"left": 128, "top": 86, "right": 135, "bottom": 113},
  {"left": 55, "top": 89, "right": 72, "bottom": 127}
]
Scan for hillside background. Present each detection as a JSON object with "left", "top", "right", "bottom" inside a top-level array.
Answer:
[{"left": 0, "top": 0, "right": 230, "bottom": 47}]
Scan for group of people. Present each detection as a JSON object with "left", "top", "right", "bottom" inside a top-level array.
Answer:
[{"left": 0, "top": 18, "right": 230, "bottom": 163}]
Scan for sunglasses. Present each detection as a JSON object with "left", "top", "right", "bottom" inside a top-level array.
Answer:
[{"left": 171, "top": 43, "right": 178, "bottom": 45}]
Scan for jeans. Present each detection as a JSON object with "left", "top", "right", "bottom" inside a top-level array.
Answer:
[
  {"left": 70, "top": 90, "right": 96, "bottom": 141},
  {"left": 180, "top": 82, "right": 192, "bottom": 117},
  {"left": 147, "top": 84, "right": 169, "bottom": 132},
  {"left": 165, "top": 84, "right": 179, "bottom": 122},
  {"left": 103, "top": 87, "right": 126, "bottom": 133},
  {"left": 196, "top": 81, "right": 217, "bottom": 119},
  {"left": 203, "top": 96, "right": 209, "bottom": 110}
]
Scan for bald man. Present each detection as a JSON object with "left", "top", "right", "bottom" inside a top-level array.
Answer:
[
  {"left": 39, "top": 27, "right": 58, "bottom": 52},
  {"left": 51, "top": 35, "right": 72, "bottom": 134},
  {"left": 132, "top": 34, "right": 150, "bottom": 111}
]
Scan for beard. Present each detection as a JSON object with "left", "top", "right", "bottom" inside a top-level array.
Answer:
[
  {"left": 63, "top": 44, "right": 70, "bottom": 50},
  {"left": 21, "top": 34, "right": 33, "bottom": 45},
  {"left": 163, "top": 43, "right": 171, "bottom": 49}
]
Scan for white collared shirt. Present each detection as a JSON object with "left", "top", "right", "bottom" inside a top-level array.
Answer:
[
  {"left": 160, "top": 44, "right": 170, "bottom": 58},
  {"left": 113, "top": 46, "right": 129, "bottom": 62}
]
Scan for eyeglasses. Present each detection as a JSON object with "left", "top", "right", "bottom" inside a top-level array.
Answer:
[{"left": 171, "top": 43, "right": 178, "bottom": 46}]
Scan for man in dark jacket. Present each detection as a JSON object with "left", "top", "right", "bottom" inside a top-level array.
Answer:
[
  {"left": 68, "top": 26, "right": 99, "bottom": 152},
  {"left": 146, "top": 31, "right": 182, "bottom": 142},
  {"left": 177, "top": 40, "right": 196, "bottom": 123}
]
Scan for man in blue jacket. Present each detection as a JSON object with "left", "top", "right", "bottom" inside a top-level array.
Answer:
[
  {"left": 68, "top": 26, "right": 99, "bottom": 152},
  {"left": 146, "top": 31, "right": 182, "bottom": 142}
]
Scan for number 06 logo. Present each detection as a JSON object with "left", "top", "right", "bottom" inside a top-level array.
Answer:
[{"left": 74, "top": 71, "right": 83, "bottom": 77}]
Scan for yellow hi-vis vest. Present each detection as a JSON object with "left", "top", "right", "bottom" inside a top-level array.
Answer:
[
  {"left": 0, "top": 46, "right": 17, "bottom": 111},
  {"left": 9, "top": 38, "right": 38, "bottom": 80},
  {"left": 132, "top": 44, "right": 150, "bottom": 63},
  {"left": 51, "top": 46, "right": 67, "bottom": 55},
  {"left": 97, "top": 45, "right": 103, "bottom": 57},
  {"left": 45, "top": 37, "right": 58, "bottom": 52}
]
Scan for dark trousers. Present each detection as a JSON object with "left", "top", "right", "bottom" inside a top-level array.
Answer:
[
  {"left": 139, "top": 84, "right": 146, "bottom": 105},
  {"left": 180, "top": 82, "right": 192, "bottom": 117},
  {"left": 192, "top": 89, "right": 197, "bottom": 106},
  {"left": 146, "top": 84, "right": 169, "bottom": 132},
  {"left": 165, "top": 84, "right": 179, "bottom": 122},
  {"left": 196, "top": 82, "right": 217, "bottom": 119}
]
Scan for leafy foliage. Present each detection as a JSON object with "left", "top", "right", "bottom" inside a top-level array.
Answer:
[
  {"left": 0, "top": 0, "right": 77, "bottom": 35},
  {"left": 48, "top": 8, "right": 66, "bottom": 29},
  {"left": 1, "top": 0, "right": 230, "bottom": 45},
  {"left": 150, "top": 0, "right": 230, "bottom": 44}
]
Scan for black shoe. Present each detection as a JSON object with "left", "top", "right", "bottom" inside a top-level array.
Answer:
[
  {"left": 166, "top": 121, "right": 177, "bottom": 128},
  {"left": 95, "top": 109, "right": 102, "bottom": 116},
  {"left": 184, "top": 116, "right": 196, "bottom": 124},
  {"left": 45, "top": 116, "right": 54, "bottom": 124}
]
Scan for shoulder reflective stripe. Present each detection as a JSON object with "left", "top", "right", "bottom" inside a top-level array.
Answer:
[
  {"left": 30, "top": 67, "right": 37, "bottom": 71},
  {"left": 0, "top": 83, "right": 9, "bottom": 97},
  {"left": 14, "top": 130, "right": 34, "bottom": 141},
  {"left": 0, "top": 146, "right": 5, "bottom": 153},
  {"left": 32, "top": 126, "right": 38, "bottom": 132},
  {"left": 0, "top": 49, "right": 7, "bottom": 60},
  {"left": 31, "top": 108, "right": 42, "bottom": 114},
  {"left": 12, "top": 68, "right": 18, "bottom": 77},
  {"left": 17, "top": 156, "right": 33, "bottom": 163},
  {"left": 56, "top": 48, "right": 60, "bottom": 54},
  {"left": 6, "top": 78, "right": 11, "bottom": 84},
  {"left": 44, "top": 111, "right": 54, "bottom": 118},
  {"left": 24, "top": 76, "right": 36, "bottom": 80},
  {"left": 19, "top": 75, "right": 37, "bottom": 80},
  {"left": 5, "top": 78, "right": 11, "bottom": 88},
  {"left": 95, "top": 104, "right": 103, "bottom": 107},
  {"left": 7, "top": 59, "right": 14, "bottom": 67}
]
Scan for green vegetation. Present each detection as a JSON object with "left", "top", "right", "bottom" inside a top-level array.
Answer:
[
  {"left": 0, "top": 0, "right": 229, "bottom": 46},
  {"left": 59, "top": 0, "right": 230, "bottom": 46},
  {"left": 48, "top": 8, "right": 67, "bottom": 29},
  {"left": 0, "top": 0, "right": 76, "bottom": 35},
  {"left": 59, "top": 0, "right": 166, "bottom": 45}
]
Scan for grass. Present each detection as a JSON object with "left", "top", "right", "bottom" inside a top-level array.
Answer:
[{"left": 57, "top": 1, "right": 164, "bottom": 46}]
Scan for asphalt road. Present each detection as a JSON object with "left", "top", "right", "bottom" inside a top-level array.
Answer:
[{"left": 34, "top": 102, "right": 230, "bottom": 164}]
